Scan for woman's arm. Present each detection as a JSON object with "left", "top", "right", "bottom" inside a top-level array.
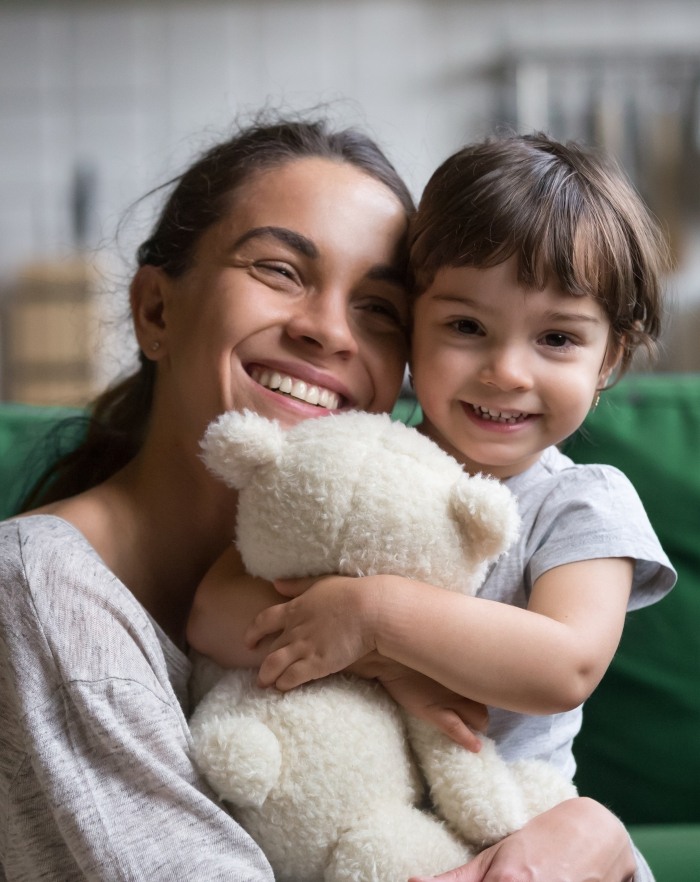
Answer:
[
  {"left": 407, "top": 798, "right": 639, "bottom": 882},
  {"left": 247, "top": 556, "right": 633, "bottom": 714}
]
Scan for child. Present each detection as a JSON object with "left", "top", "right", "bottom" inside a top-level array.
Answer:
[{"left": 188, "top": 132, "right": 676, "bottom": 786}]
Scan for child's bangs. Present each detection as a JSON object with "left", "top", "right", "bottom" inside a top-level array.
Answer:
[{"left": 514, "top": 187, "right": 626, "bottom": 310}]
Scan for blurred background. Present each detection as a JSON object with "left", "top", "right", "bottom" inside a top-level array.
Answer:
[{"left": 2, "top": 0, "right": 700, "bottom": 406}]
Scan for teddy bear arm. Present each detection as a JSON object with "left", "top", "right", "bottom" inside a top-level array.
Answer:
[{"left": 450, "top": 475, "right": 521, "bottom": 562}]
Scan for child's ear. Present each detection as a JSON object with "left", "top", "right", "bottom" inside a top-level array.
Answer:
[
  {"left": 130, "top": 265, "right": 169, "bottom": 359},
  {"left": 598, "top": 337, "right": 625, "bottom": 389}
]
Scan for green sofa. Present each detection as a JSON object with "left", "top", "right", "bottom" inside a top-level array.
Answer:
[{"left": 1, "top": 374, "right": 699, "bottom": 880}]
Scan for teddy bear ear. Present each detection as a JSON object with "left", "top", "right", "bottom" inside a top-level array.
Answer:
[
  {"left": 199, "top": 409, "right": 284, "bottom": 489},
  {"left": 449, "top": 474, "right": 521, "bottom": 561}
]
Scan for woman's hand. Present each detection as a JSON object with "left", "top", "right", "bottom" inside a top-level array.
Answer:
[
  {"left": 245, "top": 575, "right": 382, "bottom": 690},
  {"left": 407, "top": 798, "right": 636, "bottom": 882}
]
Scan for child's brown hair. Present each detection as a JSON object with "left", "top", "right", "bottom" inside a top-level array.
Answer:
[{"left": 409, "top": 132, "right": 669, "bottom": 375}]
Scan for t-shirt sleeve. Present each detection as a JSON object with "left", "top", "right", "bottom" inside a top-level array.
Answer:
[{"left": 526, "top": 464, "right": 676, "bottom": 610}]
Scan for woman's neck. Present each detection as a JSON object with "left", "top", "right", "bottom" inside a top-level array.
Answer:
[{"left": 45, "top": 449, "right": 239, "bottom": 647}]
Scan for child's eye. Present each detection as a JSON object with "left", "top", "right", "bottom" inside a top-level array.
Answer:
[
  {"left": 542, "top": 332, "right": 574, "bottom": 348},
  {"left": 451, "top": 318, "right": 482, "bottom": 336}
]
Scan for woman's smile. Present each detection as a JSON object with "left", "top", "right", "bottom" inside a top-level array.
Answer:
[{"left": 249, "top": 365, "right": 343, "bottom": 410}]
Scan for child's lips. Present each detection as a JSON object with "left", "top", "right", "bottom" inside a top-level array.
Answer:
[{"left": 469, "top": 404, "right": 533, "bottom": 425}]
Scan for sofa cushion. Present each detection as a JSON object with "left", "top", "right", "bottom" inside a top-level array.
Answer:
[
  {"left": 0, "top": 403, "right": 84, "bottom": 519},
  {"left": 565, "top": 374, "right": 700, "bottom": 824}
]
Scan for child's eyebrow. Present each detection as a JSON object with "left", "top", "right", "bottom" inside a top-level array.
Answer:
[
  {"left": 230, "top": 226, "right": 319, "bottom": 258},
  {"left": 544, "top": 310, "right": 604, "bottom": 325},
  {"left": 431, "top": 294, "right": 604, "bottom": 325}
]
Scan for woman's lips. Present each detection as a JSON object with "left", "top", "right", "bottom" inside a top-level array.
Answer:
[{"left": 250, "top": 366, "right": 342, "bottom": 410}]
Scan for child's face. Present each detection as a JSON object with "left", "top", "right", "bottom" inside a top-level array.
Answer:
[{"left": 411, "top": 255, "right": 617, "bottom": 479}]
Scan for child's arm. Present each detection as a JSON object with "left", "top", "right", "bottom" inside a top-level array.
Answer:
[
  {"left": 186, "top": 548, "right": 488, "bottom": 750},
  {"left": 246, "top": 556, "right": 634, "bottom": 715}
]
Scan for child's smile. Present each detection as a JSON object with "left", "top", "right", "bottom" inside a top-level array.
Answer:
[
  {"left": 466, "top": 404, "right": 535, "bottom": 427},
  {"left": 412, "top": 257, "right": 618, "bottom": 479}
]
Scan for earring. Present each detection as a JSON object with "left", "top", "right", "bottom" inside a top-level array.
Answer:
[
  {"left": 591, "top": 392, "right": 601, "bottom": 411},
  {"left": 150, "top": 341, "right": 161, "bottom": 353}
]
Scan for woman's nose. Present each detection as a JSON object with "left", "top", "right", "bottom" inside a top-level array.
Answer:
[{"left": 287, "top": 290, "right": 359, "bottom": 356}]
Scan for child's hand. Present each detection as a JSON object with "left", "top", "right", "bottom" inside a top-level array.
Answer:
[
  {"left": 245, "top": 575, "right": 381, "bottom": 691},
  {"left": 377, "top": 667, "right": 487, "bottom": 752}
]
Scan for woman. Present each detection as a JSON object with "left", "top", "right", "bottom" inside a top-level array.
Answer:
[{"left": 0, "top": 116, "right": 645, "bottom": 881}]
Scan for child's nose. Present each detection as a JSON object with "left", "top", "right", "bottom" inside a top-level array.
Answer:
[{"left": 479, "top": 345, "right": 533, "bottom": 392}]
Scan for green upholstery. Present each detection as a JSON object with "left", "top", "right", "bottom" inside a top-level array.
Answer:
[
  {"left": 565, "top": 375, "right": 700, "bottom": 824},
  {"left": 0, "top": 402, "right": 84, "bottom": 519},
  {"left": 563, "top": 374, "right": 700, "bottom": 881},
  {"left": 1, "top": 382, "right": 698, "bottom": 879}
]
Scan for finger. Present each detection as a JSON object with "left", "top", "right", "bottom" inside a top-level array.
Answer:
[
  {"left": 256, "top": 646, "right": 299, "bottom": 688},
  {"left": 244, "top": 604, "right": 287, "bottom": 648},
  {"left": 408, "top": 849, "right": 489, "bottom": 882},
  {"left": 432, "top": 708, "right": 482, "bottom": 752},
  {"left": 273, "top": 655, "right": 332, "bottom": 691},
  {"left": 455, "top": 701, "right": 490, "bottom": 733}
]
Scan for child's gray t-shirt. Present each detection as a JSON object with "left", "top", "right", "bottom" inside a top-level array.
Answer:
[
  {"left": 0, "top": 515, "right": 273, "bottom": 882},
  {"left": 479, "top": 445, "right": 676, "bottom": 777}
]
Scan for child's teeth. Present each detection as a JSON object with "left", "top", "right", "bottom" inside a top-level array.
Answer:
[{"left": 473, "top": 404, "right": 527, "bottom": 423}]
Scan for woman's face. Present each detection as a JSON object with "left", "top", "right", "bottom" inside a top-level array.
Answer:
[{"left": 151, "top": 157, "right": 410, "bottom": 446}]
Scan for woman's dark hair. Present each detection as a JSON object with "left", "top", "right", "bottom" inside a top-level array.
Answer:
[
  {"left": 409, "top": 132, "right": 670, "bottom": 376},
  {"left": 22, "top": 115, "right": 414, "bottom": 510}
]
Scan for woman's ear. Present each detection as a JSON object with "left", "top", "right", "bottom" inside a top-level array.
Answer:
[{"left": 130, "top": 265, "right": 169, "bottom": 359}]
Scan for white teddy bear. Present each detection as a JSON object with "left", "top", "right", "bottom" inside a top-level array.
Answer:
[{"left": 189, "top": 410, "right": 577, "bottom": 882}]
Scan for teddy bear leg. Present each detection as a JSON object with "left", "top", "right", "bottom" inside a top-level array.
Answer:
[
  {"left": 189, "top": 713, "right": 282, "bottom": 808},
  {"left": 405, "top": 716, "right": 531, "bottom": 848},
  {"left": 323, "top": 803, "right": 472, "bottom": 882}
]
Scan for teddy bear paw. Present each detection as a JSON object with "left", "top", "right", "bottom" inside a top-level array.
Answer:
[{"left": 191, "top": 716, "right": 282, "bottom": 808}]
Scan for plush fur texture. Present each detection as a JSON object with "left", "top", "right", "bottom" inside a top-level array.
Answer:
[{"left": 190, "top": 410, "right": 577, "bottom": 881}]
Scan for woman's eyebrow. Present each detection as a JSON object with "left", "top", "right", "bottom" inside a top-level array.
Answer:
[
  {"left": 230, "top": 226, "right": 319, "bottom": 258},
  {"left": 367, "top": 264, "right": 406, "bottom": 287}
]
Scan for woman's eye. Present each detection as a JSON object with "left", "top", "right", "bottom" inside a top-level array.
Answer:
[
  {"left": 358, "top": 297, "right": 408, "bottom": 329},
  {"left": 451, "top": 318, "right": 482, "bottom": 335},
  {"left": 369, "top": 301, "right": 402, "bottom": 323},
  {"left": 254, "top": 262, "right": 298, "bottom": 282}
]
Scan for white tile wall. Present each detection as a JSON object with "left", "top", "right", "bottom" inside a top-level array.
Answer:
[{"left": 1, "top": 0, "right": 700, "bottom": 383}]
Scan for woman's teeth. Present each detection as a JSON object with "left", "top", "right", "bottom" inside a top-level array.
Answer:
[
  {"left": 252, "top": 368, "right": 340, "bottom": 410},
  {"left": 472, "top": 404, "right": 528, "bottom": 424}
]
